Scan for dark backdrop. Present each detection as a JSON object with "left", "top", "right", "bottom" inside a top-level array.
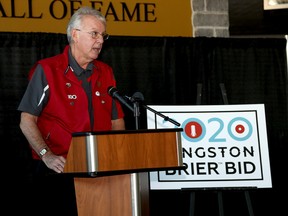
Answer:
[{"left": 0, "top": 32, "right": 287, "bottom": 215}]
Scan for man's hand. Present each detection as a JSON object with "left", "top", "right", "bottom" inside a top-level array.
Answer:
[{"left": 42, "top": 152, "right": 66, "bottom": 173}]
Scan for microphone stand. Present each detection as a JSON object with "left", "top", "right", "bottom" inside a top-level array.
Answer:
[
  {"left": 126, "top": 92, "right": 181, "bottom": 216},
  {"left": 133, "top": 99, "right": 141, "bottom": 130},
  {"left": 128, "top": 92, "right": 181, "bottom": 129},
  {"left": 141, "top": 104, "right": 181, "bottom": 127}
]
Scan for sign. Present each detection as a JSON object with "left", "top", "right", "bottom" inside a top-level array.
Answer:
[
  {"left": 0, "top": 0, "right": 192, "bottom": 37},
  {"left": 147, "top": 104, "right": 272, "bottom": 189},
  {"left": 264, "top": 0, "right": 288, "bottom": 10}
]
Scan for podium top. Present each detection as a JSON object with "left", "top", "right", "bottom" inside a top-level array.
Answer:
[{"left": 72, "top": 128, "right": 183, "bottom": 137}]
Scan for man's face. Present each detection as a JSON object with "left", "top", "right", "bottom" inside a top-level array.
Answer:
[{"left": 73, "top": 15, "right": 106, "bottom": 64}]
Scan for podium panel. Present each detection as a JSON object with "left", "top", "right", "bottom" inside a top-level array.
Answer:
[
  {"left": 74, "top": 174, "right": 132, "bottom": 216},
  {"left": 64, "top": 128, "right": 183, "bottom": 175}
]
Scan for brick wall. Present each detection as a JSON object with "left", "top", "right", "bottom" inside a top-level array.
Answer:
[{"left": 191, "top": 0, "right": 229, "bottom": 37}]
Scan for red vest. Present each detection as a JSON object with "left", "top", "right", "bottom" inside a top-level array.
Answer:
[{"left": 31, "top": 45, "right": 124, "bottom": 158}]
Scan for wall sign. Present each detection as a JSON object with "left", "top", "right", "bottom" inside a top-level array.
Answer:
[
  {"left": 264, "top": 0, "right": 288, "bottom": 10},
  {"left": 0, "top": 0, "right": 192, "bottom": 37},
  {"left": 147, "top": 104, "right": 272, "bottom": 189}
]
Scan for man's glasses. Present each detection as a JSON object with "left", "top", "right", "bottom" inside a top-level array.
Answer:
[{"left": 75, "top": 29, "right": 109, "bottom": 40}]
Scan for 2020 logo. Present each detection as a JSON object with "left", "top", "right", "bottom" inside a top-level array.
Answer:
[{"left": 182, "top": 117, "right": 253, "bottom": 143}]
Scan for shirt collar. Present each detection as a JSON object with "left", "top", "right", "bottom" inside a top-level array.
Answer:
[{"left": 68, "top": 47, "right": 93, "bottom": 77}]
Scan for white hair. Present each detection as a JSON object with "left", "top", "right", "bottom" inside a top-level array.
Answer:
[{"left": 66, "top": 6, "right": 106, "bottom": 43}]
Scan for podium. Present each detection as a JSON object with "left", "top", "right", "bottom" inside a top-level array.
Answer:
[{"left": 63, "top": 128, "right": 183, "bottom": 216}]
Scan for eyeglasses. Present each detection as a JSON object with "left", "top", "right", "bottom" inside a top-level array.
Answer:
[{"left": 75, "top": 29, "right": 109, "bottom": 40}]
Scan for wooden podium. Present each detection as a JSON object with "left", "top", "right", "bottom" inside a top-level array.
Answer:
[{"left": 63, "top": 128, "right": 183, "bottom": 216}]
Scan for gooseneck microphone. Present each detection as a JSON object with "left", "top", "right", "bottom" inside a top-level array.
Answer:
[
  {"left": 107, "top": 86, "right": 181, "bottom": 127},
  {"left": 107, "top": 86, "right": 134, "bottom": 112}
]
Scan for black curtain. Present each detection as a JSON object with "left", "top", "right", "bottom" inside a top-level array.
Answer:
[{"left": 1, "top": 32, "right": 287, "bottom": 215}]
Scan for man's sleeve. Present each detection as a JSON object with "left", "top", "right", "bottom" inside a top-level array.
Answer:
[{"left": 17, "top": 64, "right": 49, "bottom": 116}]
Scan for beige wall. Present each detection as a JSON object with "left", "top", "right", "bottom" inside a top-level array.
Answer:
[{"left": 0, "top": 0, "right": 193, "bottom": 37}]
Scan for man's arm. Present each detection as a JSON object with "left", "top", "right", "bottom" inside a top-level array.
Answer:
[
  {"left": 111, "top": 118, "right": 125, "bottom": 130},
  {"left": 19, "top": 112, "right": 65, "bottom": 173}
]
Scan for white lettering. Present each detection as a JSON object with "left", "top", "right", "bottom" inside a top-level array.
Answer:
[{"left": 68, "top": 94, "right": 77, "bottom": 99}]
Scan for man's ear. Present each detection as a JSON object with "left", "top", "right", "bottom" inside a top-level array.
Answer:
[{"left": 72, "top": 29, "right": 79, "bottom": 42}]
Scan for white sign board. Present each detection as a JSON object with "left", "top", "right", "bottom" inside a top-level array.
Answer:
[{"left": 147, "top": 104, "right": 272, "bottom": 189}]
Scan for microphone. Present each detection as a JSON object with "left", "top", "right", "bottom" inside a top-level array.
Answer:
[
  {"left": 125, "top": 92, "right": 145, "bottom": 103},
  {"left": 126, "top": 90, "right": 181, "bottom": 127},
  {"left": 130, "top": 92, "right": 144, "bottom": 102},
  {"left": 107, "top": 86, "right": 134, "bottom": 112}
]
